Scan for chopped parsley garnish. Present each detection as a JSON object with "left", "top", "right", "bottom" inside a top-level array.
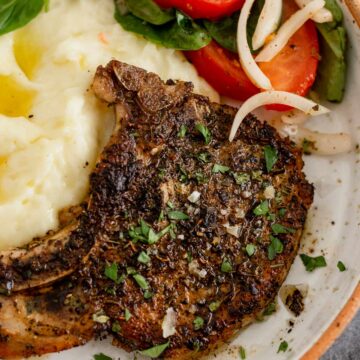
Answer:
[
  {"left": 209, "top": 301, "right": 221, "bottom": 312},
  {"left": 179, "top": 167, "right": 189, "bottom": 183},
  {"left": 212, "top": 164, "right": 230, "bottom": 174},
  {"left": 193, "top": 316, "right": 204, "bottom": 330},
  {"left": 195, "top": 123, "right": 211, "bottom": 144},
  {"left": 187, "top": 251, "right": 193, "bottom": 263},
  {"left": 104, "top": 262, "right": 119, "bottom": 282},
  {"left": 178, "top": 124, "right": 187, "bottom": 138},
  {"left": 253, "top": 200, "right": 269, "bottom": 216},
  {"left": 195, "top": 171, "right": 207, "bottom": 184},
  {"left": 139, "top": 341, "right": 170, "bottom": 358},
  {"left": 232, "top": 172, "right": 250, "bottom": 185},
  {"left": 197, "top": 152, "right": 211, "bottom": 163},
  {"left": 277, "top": 340, "right": 288, "bottom": 353},
  {"left": 129, "top": 220, "right": 172, "bottom": 245},
  {"left": 251, "top": 170, "right": 263, "bottom": 180},
  {"left": 132, "top": 274, "right": 149, "bottom": 290},
  {"left": 125, "top": 308, "right": 132, "bottom": 321},
  {"left": 93, "top": 353, "right": 113, "bottom": 360},
  {"left": 144, "top": 290, "right": 154, "bottom": 299},
  {"left": 168, "top": 210, "right": 189, "bottom": 220},
  {"left": 92, "top": 311, "right": 109, "bottom": 324},
  {"left": 337, "top": 261, "right": 346, "bottom": 272},
  {"left": 239, "top": 346, "right": 246, "bottom": 359},
  {"left": 150, "top": 225, "right": 172, "bottom": 244},
  {"left": 221, "top": 258, "right": 232, "bottom": 273},
  {"left": 111, "top": 320, "right": 121, "bottom": 333},
  {"left": 271, "top": 224, "right": 295, "bottom": 235},
  {"left": 300, "top": 254, "right": 327, "bottom": 272},
  {"left": 279, "top": 208, "right": 287, "bottom": 217},
  {"left": 302, "top": 138, "right": 316, "bottom": 155},
  {"left": 137, "top": 251, "right": 151, "bottom": 264},
  {"left": 245, "top": 244, "right": 256, "bottom": 256},
  {"left": 264, "top": 145, "right": 278, "bottom": 172},
  {"left": 127, "top": 267, "right": 137, "bottom": 275},
  {"left": 263, "top": 302, "right": 276, "bottom": 316},
  {"left": 268, "top": 235, "right": 283, "bottom": 260}
]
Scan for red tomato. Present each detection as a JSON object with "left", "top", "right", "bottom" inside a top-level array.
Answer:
[
  {"left": 185, "top": 41, "right": 258, "bottom": 101},
  {"left": 260, "top": 0, "right": 319, "bottom": 110},
  {"left": 154, "top": 0, "right": 244, "bottom": 20},
  {"left": 184, "top": 0, "right": 319, "bottom": 110}
]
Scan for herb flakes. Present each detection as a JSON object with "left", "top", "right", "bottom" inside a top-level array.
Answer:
[
  {"left": 193, "top": 316, "right": 204, "bottom": 330},
  {"left": 137, "top": 251, "right": 151, "bottom": 264},
  {"left": 271, "top": 223, "right": 296, "bottom": 235},
  {"left": 125, "top": 308, "right": 132, "bottom": 321},
  {"left": 133, "top": 273, "right": 149, "bottom": 290},
  {"left": 168, "top": 210, "right": 189, "bottom": 220},
  {"left": 178, "top": 124, "right": 187, "bottom": 138},
  {"left": 195, "top": 123, "right": 211, "bottom": 144},
  {"left": 209, "top": 300, "right": 221, "bottom": 312},
  {"left": 239, "top": 346, "right": 246, "bottom": 359},
  {"left": 268, "top": 235, "right": 283, "bottom": 261},
  {"left": 212, "top": 164, "right": 230, "bottom": 174},
  {"left": 93, "top": 353, "right": 113, "bottom": 360},
  {"left": 245, "top": 244, "right": 256, "bottom": 256},
  {"left": 264, "top": 145, "right": 278, "bottom": 172},
  {"left": 104, "top": 262, "right": 119, "bottom": 282},
  {"left": 253, "top": 200, "right": 269, "bottom": 216},
  {"left": 111, "top": 320, "right": 121, "bottom": 333},
  {"left": 337, "top": 261, "right": 346, "bottom": 272},
  {"left": 277, "top": 340, "right": 288, "bottom": 353},
  {"left": 300, "top": 254, "right": 327, "bottom": 272},
  {"left": 221, "top": 258, "right": 232, "bottom": 273},
  {"left": 139, "top": 341, "right": 170, "bottom": 358}
]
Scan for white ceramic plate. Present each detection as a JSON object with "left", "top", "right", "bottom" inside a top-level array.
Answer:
[{"left": 45, "top": 3, "right": 360, "bottom": 360}]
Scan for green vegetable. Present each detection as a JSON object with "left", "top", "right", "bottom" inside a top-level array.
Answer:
[
  {"left": 94, "top": 353, "right": 113, "bottom": 360},
  {"left": 271, "top": 224, "right": 295, "bottom": 235},
  {"left": 144, "top": 289, "right": 154, "bottom": 299},
  {"left": 300, "top": 254, "right": 327, "bottom": 272},
  {"left": 239, "top": 346, "right": 246, "bottom": 359},
  {"left": 264, "top": 145, "right": 278, "bottom": 173},
  {"left": 125, "top": 0, "right": 174, "bottom": 25},
  {"left": 263, "top": 302, "right": 276, "bottom": 316},
  {"left": 197, "top": 152, "right": 211, "bottom": 163},
  {"left": 139, "top": 341, "right": 170, "bottom": 358},
  {"left": 277, "top": 340, "right": 288, "bottom": 353},
  {"left": 195, "top": 123, "right": 212, "bottom": 144},
  {"left": 232, "top": 172, "right": 250, "bottom": 185},
  {"left": 112, "top": 321, "right": 121, "bottom": 333},
  {"left": 0, "top": 0, "right": 45, "bottom": 36},
  {"left": 212, "top": 164, "right": 230, "bottom": 174},
  {"left": 337, "top": 260, "right": 346, "bottom": 272},
  {"left": 245, "top": 244, "right": 256, "bottom": 256},
  {"left": 253, "top": 200, "right": 269, "bottom": 216},
  {"left": 105, "top": 263, "right": 125, "bottom": 284},
  {"left": 221, "top": 258, "right": 232, "bottom": 273},
  {"left": 114, "top": 2, "right": 211, "bottom": 50},
  {"left": 137, "top": 251, "right": 151, "bottom": 264},
  {"left": 193, "top": 316, "right": 204, "bottom": 330},
  {"left": 168, "top": 210, "right": 189, "bottom": 220},
  {"left": 268, "top": 235, "right": 283, "bottom": 261},
  {"left": 125, "top": 308, "right": 132, "bottom": 321},
  {"left": 314, "top": 0, "right": 347, "bottom": 102},
  {"left": 203, "top": 12, "right": 238, "bottom": 53},
  {"left": 178, "top": 124, "right": 187, "bottom": 138},
  {"left": 133, "top": 273, "right": 149, "bottom": 290},
  {"left": 209, "top": 300, "right": 221, "bottom": 312}
]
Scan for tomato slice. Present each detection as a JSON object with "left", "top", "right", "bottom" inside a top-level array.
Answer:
[
  {"left": 259, "top": 0, "right": 319, "bottom": 110},
  {"left": 154, "top": 0, "right": 244, "bottom": 20},
  {"left": 185, "top": 41, "right": 258, "bottom": 101},
  {"left": 184, "top": 0, "right": 319, "bottom": 110}
]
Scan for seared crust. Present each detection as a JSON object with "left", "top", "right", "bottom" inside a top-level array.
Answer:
[{"left": 0, "top": 61, "right": 313, "bottom": 359}]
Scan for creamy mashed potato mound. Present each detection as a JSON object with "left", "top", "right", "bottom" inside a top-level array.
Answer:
[{"left": 0, "top": 0, "right": 218, "bottom": 250}]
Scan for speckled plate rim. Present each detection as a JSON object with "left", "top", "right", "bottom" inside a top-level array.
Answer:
[
  {"left": 302, "top": 282, "right": 360, "bottom": 359},
  {"left": 300, "top": 1, "right": 360, "bottom": 358}
]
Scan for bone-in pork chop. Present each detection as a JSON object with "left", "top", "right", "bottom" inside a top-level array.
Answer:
[{"left": 0, "top": 61, "right": 313, "bottom": 359}]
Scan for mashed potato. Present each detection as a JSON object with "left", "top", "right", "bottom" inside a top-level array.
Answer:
[{"left": 0, "top": 0, "right": 218, "bottom": 250}]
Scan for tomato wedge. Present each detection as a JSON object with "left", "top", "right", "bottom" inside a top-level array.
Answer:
[
  {"left": 184, "top": 0, "right": 319, "bottom": 110},
  {"left": 154, "top": 0, "right": 244, "bottom": 20},
  {"left": 185, "top": 41, "right": 258, "bottom": 101}
]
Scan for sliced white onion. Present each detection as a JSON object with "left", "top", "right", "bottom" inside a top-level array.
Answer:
[
  {"left": 237, "top": 0, "right": 272, "bottom": 89},
  {"left": 280, "top": 124, "right": 353, "bottom": 155},
  {"left": 252, "top": 0, "right": 283, "bottom": 51},
  {"left": 295, "top": 0, "right": 333, "bottom": 23},
  {"left": 281, "top": 109, "right": 309, "bottom": 125},
  {"left": 256, "top": 0, "right": 325, "bottom": 62},
  {"left": 229, "top": 91, "right": 329, "bottom": 141}
]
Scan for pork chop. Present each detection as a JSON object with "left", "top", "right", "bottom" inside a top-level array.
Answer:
[{"left": 0, "top": 61, "right": 313, "bottom": 359}]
